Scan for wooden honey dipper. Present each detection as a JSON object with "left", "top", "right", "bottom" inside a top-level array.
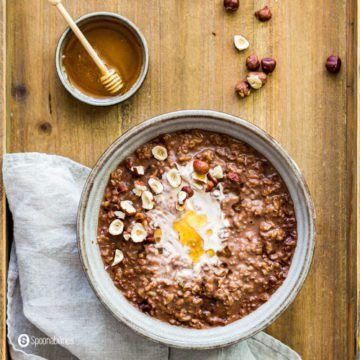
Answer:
[{"left": 49, "top": 0, "right": 124, "bottom": 94}]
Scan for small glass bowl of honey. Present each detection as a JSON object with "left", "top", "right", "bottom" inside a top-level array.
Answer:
[{"left": 56, "top": 12, "right": 149, "bottom": 106}]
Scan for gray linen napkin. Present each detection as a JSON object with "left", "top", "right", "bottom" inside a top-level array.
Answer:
[{"left": 3, "top": 153, "right": 301, "bottom": 360}]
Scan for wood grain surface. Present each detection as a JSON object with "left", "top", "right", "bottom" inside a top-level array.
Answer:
[
  {"left": 0, "top": 0, "right": 5, "bottom": 358},
  {"left": 2, "top": 0, "right": 358, "bottom": 359}
]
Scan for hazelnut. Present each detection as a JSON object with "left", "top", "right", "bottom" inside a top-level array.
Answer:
[
  {"left": 261, "top": 57, "right": 277, "bottom": 74},
  {"left": 111, "top": 249, "right": 124, "bottom": 266},
  {"left": 255, "top": 6, "right": 272, "bottom": 22},
  {"left": 246, "top": 54, "right": 260, "bottom": 71},
  {"left": 148, "top": 177, "right": 163, "bottom": 194},
  {"left": 131, "top": 223, "right": 147, "bottom": 243},
  {"left": 205, "top": 181, "right": 215, "bottom": 192},
  {"left": 141, "top": 190, "right": 155, "bottom": 210},
  {"left": 325, "top": 55, "right": 341, "bottom": 73},
  {"left": 193, "top": 160, "right": 210, "bottom": 174},
  {"left": 166, "top": 168, "right": 182, "bottom": 188},
  {"left": 181, "top": 186, "right": 194, "bottom": 198},
  {"left": 246, "top": 72, "right": 267, "bottom": 90},
  {"left": 227, "top": 172, "right": 241, "bottom": 182},
  {"left": 152, "top": 145, "right": 168, "bottom": 161},
  {"left": 178, "top": 191, "right": 187, "bottom": 205},
  {"left": 223, "top": 0, "right": 239, "bottom": 11},
  {"left": 235, "top": 81, "right": 251, "bottom": 98},
  {"left": 109, "top": 219, "right": 124, "bottom": 236},
  {"left": 234, "top": 35, "right": 249, "bottom": 51}
]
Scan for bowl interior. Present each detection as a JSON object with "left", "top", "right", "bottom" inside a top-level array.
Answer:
[
  {"left": 56, "top": 12, "right": 149, "bottom": 106},
  {"left": 78, "top": 110, "right": 315, "bottom": 349}
]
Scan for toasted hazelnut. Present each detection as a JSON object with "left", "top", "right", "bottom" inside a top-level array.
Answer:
[
  {"left": 109, "top": 219, "right": 124, "bottom": 236},
  {"left": 247, "top": 72, "right": 267, "bottom": 89},
  {"left": 223, "top": 0, "right": 239, "bottom": 11},
  {"left": 210, "top": 165, "right": 224, "bottom": 180},
  {"left": 120, "top": 200, "right": 136, "bottom": 216},
  {"left": 166, "top": 168, "right": 182, "bottom": 188},
  {"left": 117, "top": 182, "right": 128, "bottom": 193},
  {"left": 131, "top": 223, "right": 147, "bottom": 243},
  {"left": 255, "top": 6, "right": 272, "bottom": 22},
  {"left": 132, "top": 180, "right": 147, "bottom": 197},
  {"left": 111, "top": 249, "right": 124, "bottom": 266},
  {"left": 152, "top": 145, "right": 168, "bottom": 161},
  {"left": 123, "top": 232, "right": 131, "bottom": 241},
  {"left": 207, "top": 172, "right": 218, "bottom": 185},
  {"left": 181, "top": 186, "right": 194, "bottom": 198},
  {"left": 178, "top": 191, "right": 188, "bottom": 205},
  {"left": 261, "top": 57, "right": 277, "bottom": 74},
  {"left": 205, "top": 181, "right": 215, "bottom": 192},
  {"left": 325, "top": 55, "right": 341, "bottom": 73},
  {"left": 132, "top": 166, "right": 145, "bottom": 176},
  {"left": 234, "top": 35, "right": 249, "bottom": 51},
  {"left": 235, "top": 81, "right": 251, "bottom": 98},
  {"left": 193, "top": 160, "right": 210, "bottom": 174},
  {"left": 141, "top": 190, "right": 155, "bottom": 210},
  {"left": 114, "top": 210, "right": 126, "bottom": 220},
  {"left": 227, "top": 172, "right": 241, "bottom": 182},
  {"left": 246, "top": 54, "right": 260, "bottom": 71},
  {"left": 148, "top": 177, "right": 164, "bottom": 194}
]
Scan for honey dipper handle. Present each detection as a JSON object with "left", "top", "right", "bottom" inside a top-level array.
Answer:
[{"left": 49, "top": 0, "right": 109, "bottom": 75}]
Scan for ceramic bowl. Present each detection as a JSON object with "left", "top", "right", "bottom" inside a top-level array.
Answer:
[
  {"left": 77, "top": 110, "right": 315, "bottom": 349},
  {"left": 56, "top": 12, "right": 149, "bottom": 106}
]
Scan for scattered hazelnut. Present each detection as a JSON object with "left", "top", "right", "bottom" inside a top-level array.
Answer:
[
  {"left": 234, "top": 35, "right": 249, "bottom": 51},
  {"left": 207, "top": 172, "right": 218, "bottom": 185},
  {"left": 148, "top": 177, "right": 164, "bottom": 194},
  {"left": 132, "top": 166, "right": 145, "bottom": 176},
  {"left": 114, "top": 211, "right": 126, "bottom": 220},
  {"left": 131, "top": 223, "right": 147, "bottom": 243},
  {"left": 206, "top": 181, "right": 215, "bottom": 192},
  {"left": 193, "top": 160, "right": 210, "bottom": 174},
  {"left": 255, "top": 6, "right": 272, "bottom": 22},
  {"left": 210, "top": 165, "right": 224, "bottom": 180},
  {"left": 235, "top": 81, "right": 251, "bottom": 98},
  {"left": 223, "top": 0, "right": 239, "bottom": 11},
  {"left": 325, "top": 55, "right": 341, "bottom": 73},
  {"left": 141, "top": 190, "right": 155, "bottom": 210},
  {"left": 178, "top": 191, "right": 187, "bottom": 205},
  {"left": 246, "top": 54, "right": 260, "bottom": 71},
  {"left": 123, "top": 232, "right": 131, "bottom": 241},
  {"left": 120, "top": 200, "right": 136, "bottom": 216},
  {"left": 246, "top": 72, "right": 267, "bottom": 89},
  {"left": 152, "top": 145, "right": 168, "bottom": 161},
  {"left": 227, "top": 172, "right": 241, "bottom": 182},
  {"left": 181, "top": 186, "right": 194, "bottom": 198},
  {"left": 261, "top": 57, "right": 277, "bottom": 74},
  {"left": 132, "top": 180, "right": 147, "bottom": 197},
  {"left": 166, "top": 168, "right": 182, "bottom": 188},
  {"left": 135, "top": 213, "right": 146, "bottom": 222},
  {"left": 111, "top": 249, "right": 124, "bottom": 266},
  {"left": 109, "top": 219, "right": 124, "bottom": 236}
]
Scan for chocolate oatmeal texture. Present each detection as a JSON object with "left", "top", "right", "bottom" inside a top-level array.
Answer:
[{"left": 97, "top": 130, "right": 297, "bottom": 329}]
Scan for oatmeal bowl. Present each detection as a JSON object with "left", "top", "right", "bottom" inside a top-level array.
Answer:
[{"left": 77, "top": 110, "right": 315, "bottom": 349}]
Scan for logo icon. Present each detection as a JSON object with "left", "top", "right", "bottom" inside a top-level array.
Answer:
[{"left": 18, "top": 334, "right": 30, "bottom": 348}]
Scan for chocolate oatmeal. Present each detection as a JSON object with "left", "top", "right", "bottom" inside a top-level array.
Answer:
[{"left": 97, "top": 130, "right": 297, "bottom": 329}]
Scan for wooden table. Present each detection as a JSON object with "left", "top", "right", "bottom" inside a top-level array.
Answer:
[{"left": 0, "top": 1, "right": 359, "bottom": 359}]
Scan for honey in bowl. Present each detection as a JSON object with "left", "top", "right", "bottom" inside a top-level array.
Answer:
[{"left": 61, "top": 18, "right": 144, "bottom": 98}]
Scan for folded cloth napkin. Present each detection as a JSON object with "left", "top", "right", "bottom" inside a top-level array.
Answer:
[{"left": 3, "top": 153, "right": 301, "bottom": 360}]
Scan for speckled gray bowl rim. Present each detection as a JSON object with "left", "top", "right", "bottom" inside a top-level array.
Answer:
[
  {"left": 77, "top": 110, "right": 316, "bottom": 349},
  {"left": 56, "top": 12, "right": 149, "bottom": 106}
]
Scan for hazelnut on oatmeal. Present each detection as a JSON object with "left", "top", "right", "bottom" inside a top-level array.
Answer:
[{"left": 97, "top": 130, "right": 297, "bottom": 329}]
